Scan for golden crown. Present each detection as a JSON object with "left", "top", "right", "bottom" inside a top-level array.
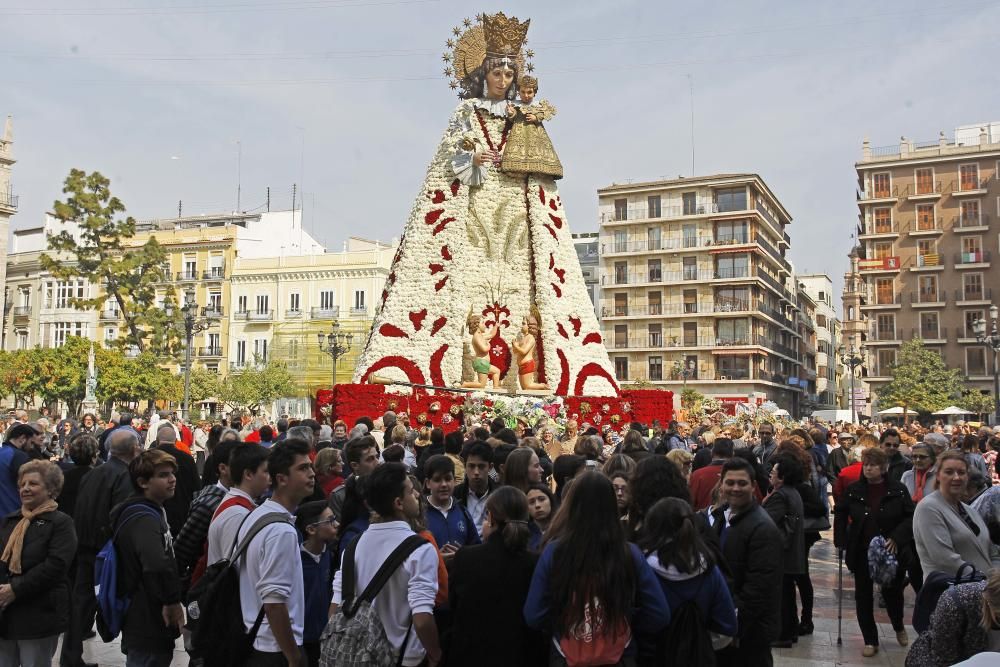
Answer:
[{"left": 482, "top": 11, "right": 530, "bottom": 59}]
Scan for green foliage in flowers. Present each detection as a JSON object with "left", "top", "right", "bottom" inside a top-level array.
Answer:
[{"left": 680, "top": 388, "right": 704, "bottom": 410}]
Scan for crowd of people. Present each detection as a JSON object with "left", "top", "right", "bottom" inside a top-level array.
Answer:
[{"left": 0, "top": 406, "right": 999, "bottom": 666}]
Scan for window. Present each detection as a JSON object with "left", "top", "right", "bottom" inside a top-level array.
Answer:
[
  {"left": 874, "top": 278, "right": 894, "bottom": 305},
  {"left": 716, "top": 220, "right": 748, "bottom": 244},
  {"left": 614, "top": 262, "right": 627, "bottom": 284},
  {"left": 682, "top": 224, "right": 698, "bottom": 247},
  {"left": 683, "top": 256, "right": 698, "bottom": 280},
  {"left": 17, "top": 288, "right": 29, "bottom": 308},
  {"left": 916, "top": 204, "right": 936, "bottom": 231},
  {"left": 52, "top": 280, "right": 85, "bottom": 308},
  {"left": 685, "top": 355, "right": 699, "bottom": 379},
  {"left": 183, "top": 255, "right": 197, "bottom": 279},
  {"left": 288, "top": 339, "right": 300, "bottom": 360},
  {"left": 876, "top": 349, "right": 897, "bottom": 376},
  {"left": 816, "top": 314, "right": 827, "bottom": 328},
  {"left": 614, "top": 293, "right": 628, "bottom": 317},
  {"left": 967, "top": 347, "right": 987, "bottom": 376},
  {"left": 917, "top": 239, "right": 938, "bottom": 267},
  {"left": 16, "top": 331, "right": 28, "bottom": 350},
  {"left": 648, "top": 323, "right": 662, "bottom": 347},
  {"left": 52, "top": 322, "right": 85, "bottom": 347},
  {"left": 614, "top": 357, "right": 628, "bottom": 381},
  {"left": 647, "top": 291, "right": 661, "bottom": 315},
  {"left": 289, "top": 293, "right": 301, "bottom": 312},
  {"left": 918, "top": 275, "right": 938, "bottom": 302},
  {"left": 208, "top": 291, "right": 222, "bottom": 312},
  {"left": 715, "top": 187, "right": 747, "bottom": 212},
  {"left": 614, "top": 198, "right": 628, "bottom": 221},
  {"left": 648, "top": 356, "right": 663, "bottom": 381},
  {"left": 960, "top": 236, "right": 983, "bottom": 263},
  {"left": 208, "top": 254, "right": 225, "bottom": 277},
  {"left": 646, "top": 227, "right": 661, "bottom": 251},
  {"left": 960, "top": 200, "right": 981, "bottom": 228},
  {"left": 354, "top": 291, "right": 366, "bottom": 311},
  {"left": 647, "top": 196, "right": 661, "bottom": 219},
  {"left": 647, "top": 259, "right": 661, "bottom": 282},
  {"left": 960, "top": 164, "right": 980, "bottom": 191},
  {"left": 915, "top": 167, "right": 934, "bottom": 194},
  {"left": 965, "top": 310, "right": 984, "bottom": 337},
  {"left": 873, "top": 208, "right": 892, "bottom": 233},
  {"left": 717, "top": 319, "right": 749, "bottom": 344},
  {"left": 613, "top": 230, "right": 627, "bottom": 252},
  {"left": 919, "top": 312, "right": 939, "bottom": 339},
  {"left": 208, "top": 333, "right": 220, "bottom": 352},
  {"left": 104, "top": 327, "right": 116, "bottom": 345},
  {"left": 255, "top": 294, "right": 269, "bottom": 313},
  {"left": 236, "top": 340, "right": 247, "bottom": 364},
  {"left": 875, "top": 314, "right": 895, "bottom": 341},
  {"left": 873, "top": 173, "right": 891, "bottom": 198},
  {"left": 254, "top": 338, "right": 269, "bottom": 362},
  {"left": 682, "top": 322, "right": 698, "bottom": 346},
  {"left": 682, "top": 192, "right": 697, "bottom": 216},
  {"left": 871, "top": 241, "right": 893, "bottom": 260},
  {"left": 614, "top": 325, "right": 627, "bottom": 348},
  {"left": 717, "top": 355, "right": 749, "bottom": 379},
  {"left": 715, "top": 255, "right": 748, "bottom": 279},
  {"left": 237, "top": 295, "right": 248, "bottom": 313},
  {"left": 320, "top": 290, "right": 336, "bottom": 310},
  {"left": 963, "top": 273, "right": 984, "bottom": 300},
  {"left": 683, "top": 289, "right": 698, "bottom": 314},
  {"left": 715, "top": 287, "right": 749, "bottom": 311}
]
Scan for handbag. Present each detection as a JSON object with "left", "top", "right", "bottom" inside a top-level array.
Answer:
[{"left": 803, "top": 513, "right": 831, "bottom": 532}]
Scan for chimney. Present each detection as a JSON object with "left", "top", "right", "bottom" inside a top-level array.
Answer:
[
  {"left": 861, "top": 137, "right": 871, "bottom": 160},
  {"left": 980, "top": 127, "right": 988, "bottom": 146}
]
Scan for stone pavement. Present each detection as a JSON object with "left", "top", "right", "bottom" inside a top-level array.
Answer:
[{"left": 62, "top": 529, "right": 915, "bottom": 666}]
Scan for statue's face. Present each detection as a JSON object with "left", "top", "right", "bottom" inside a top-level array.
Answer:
[
  {"left": 527, "top": 316, "right": 540, "bottom": 336},
  {"left": 485, "top": 65, "right": 515, "bottom": 100},
  {"left": 519, "top": 86, "right": 536, "bottom": 104}
]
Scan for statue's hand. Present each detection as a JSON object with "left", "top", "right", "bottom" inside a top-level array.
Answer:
[
  {"left": 525, "top": 113, "right": 538, "bottom": 123},
  {"left": 473, "top": 151, "right": 491, "bottom": 167}
]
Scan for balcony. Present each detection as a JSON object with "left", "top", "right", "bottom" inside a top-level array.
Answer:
[
  {"left": 201, "top": 306, "right": 224, "bottom": 319},
  {"left": 755, "top": 267, "right": 787, "bottom": 296},
  {"left": 754, "top": 233, "right": 790, "bottom": 272},
  {"left": 202, "top": 266, "right": 226, "bottom": 280},
  {"left": 955, "top": 287, "right": 993, "bottom": 305},
  {"left": 911, "top": 291, "right": 947, "bottom": 307},
  {"left": 861, "top": 293, "right": 902, "bottom": 309},
  {"left": 285, "top": 308, "right": 303, "bottom": 318},
  {"left": 197, "top": 346, "right": 223, "bottom": 357},
  {"left": 754, "top": 201, "right": 782, "bottom": 232},
  {"left": 757, "top": 302, "right": 795, "bottom": 329},
  {"left": 902, "top": 182, "right": 943, "bottom": 201},
  {"left": 124, "top": 345, "right": 141, "bottom": 358},
  {"left": 714, "top": 266, "right": 750, "bottom": 280},
  {"left": 868, "top": 325, "right": 900, "bottom": 342},
  {"left": 311, "top": 306, "right": 340, "bottom": 319},
  {"left": 955, "top": 327, "right": 979, "bottom": 342},
  {"left": 12, "top": 306, "right": 30, "bottom": 320},
  {"left": 234, "top": 309, "right": 273, "bottom": 321},
  {"left": 0, "top": 188, "right": 18, "bottom": 211},
  {"left": 858, "top": 256, "right": 903, "bottom": 273},
  {"left": 176, "top": 270, "right": 199, "bottom": 282},
  {"left": 954, "top": 214, "right": 990, "bottom": 232},
  {"left": 857, "top": 186, "right": 898, "bottom": 204},
  {"left": 716, "top": 369, "right": 752, "bottom": 381},
  {"left": 954, "top": 250, "right": 991, "bottom": 268},
  {"left": 906, "top": 218, "right": 944, "bottom": 235},
  {"left": 350, "top": 307, "right": 368, "bottom": 316},
  {"left": 600, "top": 202, "right": 719, "bottom": 224},
  {"left": 860, "top": 220, "right": 899, "bottom": 238},
  {"left": 912, "top": 253, "right": 943, "bottom": 269},
  {"left": 910, "top": 328, "right": 946, "bottom": 343},
  {"left": 952, "top": 177, "right": 989, "bottom": 197},
  {"left": 601, "top": 236, "right": 714, "bottom": 255},
  {"left": 714, "top": 298, "right": 750, "bottom": 313},
  {"left": 99, "top": 309, "right": 121, "bottom": 321}
]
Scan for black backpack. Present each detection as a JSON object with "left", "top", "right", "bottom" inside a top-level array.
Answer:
[
  {"left": 912, "top": 562, "right": 986, "bottom": 633},
  {"left": 185, "top": 512, "right": 290, "bottom": 666},
  {"left": 656, "top": 579, "right": 715, "bottom": 667}
]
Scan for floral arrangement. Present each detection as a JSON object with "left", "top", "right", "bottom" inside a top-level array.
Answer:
[{"left": 462, "top": 392, "right": 569, "bottom": 432}]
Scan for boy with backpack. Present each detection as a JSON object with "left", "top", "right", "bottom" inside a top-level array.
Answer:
[
  {"left": 329, "top": 462, "right": 442, "bottom": 667},
  {"left": 295, "top": 500, "right": 339, "bottom": 667},
  {"left": 107, "top": 449, "right": 184, "bottom": 667}
]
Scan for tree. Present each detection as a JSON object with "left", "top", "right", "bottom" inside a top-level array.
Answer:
[
  {"left": 680, "top": 387, "right": 704, "bottom": 411},
  {"left": 96, "top": 350, "right": 181, "bottom": 409},
  {"left": 0, "top": 350, "right": 37, "bottom": 409},
  {"left": 221, "top": 357, "right": 297, "bottom": 415},
  {"left": 33, "top": 338, "right": 90, "bottom": 415},
  {"left": 41, "top": 169, "right": 184, "bottom": 356},
  {"left": 876, "top": 338, "right": 964, "bottom": 423},
  {"left": 960, "top": 389, "right": 996, "bottom": 422},
  {"left": 187, "top": 367, "right": 222, "bottom": 405}
]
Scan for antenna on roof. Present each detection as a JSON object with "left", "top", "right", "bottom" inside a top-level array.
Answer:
[
  {"left": 236, "top": 140, "right": 242, "bottom": 214},
  {"left": 687, "top": 73, "right": 696, "bottom": 176}
]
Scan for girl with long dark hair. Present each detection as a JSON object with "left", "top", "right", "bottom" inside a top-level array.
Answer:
[
  {"left": 524, "top": 472, "right": 669, "bottom": 665},
  {"left": 526, "top": 483, "right": 558, "bottom": 551}
]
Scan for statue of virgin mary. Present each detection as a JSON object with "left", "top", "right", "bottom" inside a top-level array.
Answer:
[{"left": 353, "top": 12, "right": 619, "bottom": 397}]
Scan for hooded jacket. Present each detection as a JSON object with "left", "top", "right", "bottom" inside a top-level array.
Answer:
[{"left": 644, "top": 553, "right": 737, "bottom": 638}]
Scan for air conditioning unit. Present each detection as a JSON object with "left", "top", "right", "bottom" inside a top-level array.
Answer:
[{"left": 720, "top": 375, "right": 729, "bottom": 381}]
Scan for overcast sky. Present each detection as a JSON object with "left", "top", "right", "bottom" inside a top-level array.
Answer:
[{"left": 4, "top": 0, "right": 1000, "bottom": 301}]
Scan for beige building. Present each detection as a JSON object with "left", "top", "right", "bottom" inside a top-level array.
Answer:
[
  {"left": 797, "top": 273, "right": 841, "bottom": 410},
  {"left": 228, "top": 237, "right": 395, "bottom": 398},
  {"left": 854, "top": 124, "right": 1000, "bottom": 399},
  {"left": 597, "top": 173, "right": 807, "bottom": 414},
  {"left": 0, "top": 116, "right": 15, "bottom": 329}
]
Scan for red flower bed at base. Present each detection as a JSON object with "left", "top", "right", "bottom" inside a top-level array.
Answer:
[{"left": 316, "top": 385, "right": 673, "bottom": 434}]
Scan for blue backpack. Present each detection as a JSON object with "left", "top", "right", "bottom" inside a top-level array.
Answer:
[{"left": 95, "top": 504, "right": 163, "bottom": 641}]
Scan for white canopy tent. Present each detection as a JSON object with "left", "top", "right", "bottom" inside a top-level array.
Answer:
[
  {"left": 932, "top": 406, "right": 975, "bottom": 416},
  {"left": 877, "top": 406, "right": 919, "bottom": 415}
]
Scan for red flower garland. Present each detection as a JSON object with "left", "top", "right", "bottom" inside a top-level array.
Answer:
[{"left": 475, "top": 108, "right": 512, "bottom": 153}]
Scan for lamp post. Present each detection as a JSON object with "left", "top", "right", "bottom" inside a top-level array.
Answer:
[
  {"left": 973, "top": 304, "right": 1000, "bottom": 425},
  {"left": 674, "top": 359, "right": 695, "bottom": 390},
  {"left": 317, "top": 322, "right": 354, "bottom": 387},
  {"left": 180, "top": 287, "right": 210, "bottom": 422},
  {"left": 839, "top": 336, "right": 865, "bottom": 425}
]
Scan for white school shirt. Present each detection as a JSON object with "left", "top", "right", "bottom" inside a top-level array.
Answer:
[{"left": 206, "top": 487, "right": 256, "bottom": 565}]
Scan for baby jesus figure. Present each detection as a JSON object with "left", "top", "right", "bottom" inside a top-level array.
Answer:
[{"left": 500, "top": 75, "right": 564, "bottom": 179}]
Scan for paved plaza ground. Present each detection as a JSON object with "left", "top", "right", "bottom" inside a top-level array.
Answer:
[{"left": 60, "top": 529, "right": 916, "bottom": 667}]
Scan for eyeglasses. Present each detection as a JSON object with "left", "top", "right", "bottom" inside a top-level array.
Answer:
[{"left": 308, "top": 517, "right": 337, "bottom": 528}]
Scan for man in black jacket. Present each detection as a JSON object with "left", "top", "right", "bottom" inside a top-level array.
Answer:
[
  {"left": 62, "top": 428, "right": 140, "bottom": 667},
  {"left": 712, "top": 458, "right": 783, "bottom": 667},
  {"left": 152, "top": 422, "right": 201, "bottom": 537},
  {"left": 454, "top": 441, "right": 497, "bottom": 538},
  {"left": 881, "top": 428, "right": 912, "bottom": 484},
  {"left": 113, "top": 449, "right": 184, "bottom": 666}
]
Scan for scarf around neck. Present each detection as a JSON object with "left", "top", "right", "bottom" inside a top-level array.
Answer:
[{"left": 1, "top": 499, "right": 58, "bottom": 574}]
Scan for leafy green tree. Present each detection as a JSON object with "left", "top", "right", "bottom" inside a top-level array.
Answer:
[
  {"left": 221, "top": 357, "right": 297, "bottom": 415},
  {"left": 680, "top": 387, "right": 704, "bottom": 411},
  {"left": 187, "top": 367, "right": 222, "bottom": 405},
  {"left": 876, "top": 338, "right": 964, "bottom": 422},
  {"left": 960, "top": 389, "right": 996, "bottom": 422},
  {"left": 41, "top": 169, "right": 183, "bottom": 356},
  {"left": 0, "top": 350, "right": 37, "bottom": 409},
  {"left": 33, "top": 338, "right": 90, "bottom": 415}
]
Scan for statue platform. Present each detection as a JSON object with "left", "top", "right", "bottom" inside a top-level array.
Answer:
[{"left": 315, "top": 383, "right": 673, "bottom": 433}]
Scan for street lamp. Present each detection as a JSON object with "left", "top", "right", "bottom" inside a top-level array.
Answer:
[
  {"left": 839, "top": 336, "right": 865, "bottom": 425},
  {"left": 317, "top": 322, "right": 354, "bottom": 387},
  {"left": 972, "top": 304, "right": 1000, "bottom": 425},
  {"left": 674, "top": 359, "right": 695, "bottom": 390},
  {"left": 180, "top": 287, "right": 210, "bottom": 422}
]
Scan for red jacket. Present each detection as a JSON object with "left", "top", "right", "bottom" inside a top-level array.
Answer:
[
  {"left": 689, "top": 462, "right": 724, "bottom": 511},
  {"left": 834, "top": 463, "right": 862, "bottom": 503}
]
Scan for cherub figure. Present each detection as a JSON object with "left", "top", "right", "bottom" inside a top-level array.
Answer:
[
  {"left": 461, "top": 313, "right": 502, "bottom": 389},
  {"left": 500, "top": 75, "right": 563, "bottom": 179},
  {"left": 513, "top": 312, "right": 549, "bottom": 391}
]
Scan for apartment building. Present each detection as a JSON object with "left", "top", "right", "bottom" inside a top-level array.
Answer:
[
  {"left": 572, "top": 232, "right": 600, "bottom": 316},
  {"left": 855, "top": 124, "right": 1000, "bottom": 395},
  {"left": 798, "top": 273, "right": 841, "bottom": 410},
  {"left": 597, "top": 173, "right": 805, "bottom": 414}
]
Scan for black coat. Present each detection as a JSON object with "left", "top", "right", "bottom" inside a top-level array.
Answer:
[
  {"left": 886, "top": 452, "right": 913, "bottom": 485},
  {"left": 833, "top": 477, "right": 915, "bottom": 574},
  {"left": 154, "top": 443, "right": 201, "bottom": 537},
  {"left": 73, "top": 456, "right": 133, "bottom": 551},
  {"left": 0, "top": 509, "right": 77, "bottom": 639},
  {"left": 447, "top": 533, "right": 545, "bottom": 666},
  {"left": 56, "top": 465, "right": 94, "bottom": 519},
  {"left": 110, "top": 497, "right": 182, "bottom": 652},
  {"left": 762, "top": 486, "right": 806, "bottom": 575},
  {"left": 711, "top": 503, "right": 782, "bottom": 645}
]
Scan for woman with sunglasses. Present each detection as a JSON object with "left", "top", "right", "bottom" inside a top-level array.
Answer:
[{"left": 900, "top": 444, "right": 936, "bottom": 503}]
